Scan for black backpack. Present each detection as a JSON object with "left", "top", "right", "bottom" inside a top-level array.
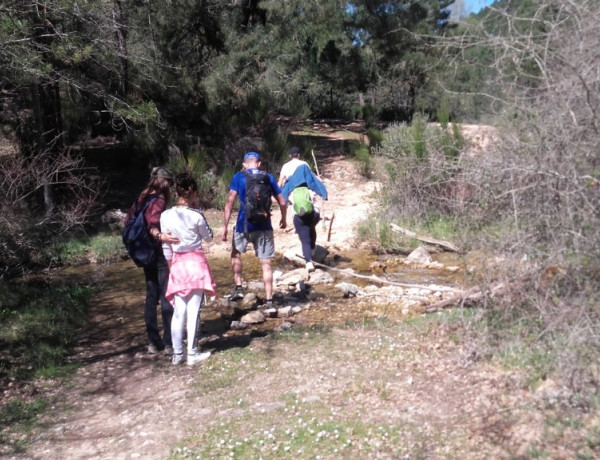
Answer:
[
  {"left": 243, "top": 170, "right": 272, "bottom": 232},
  {"left": 122, "top": 195, "right": 158, "bottom": 267}
]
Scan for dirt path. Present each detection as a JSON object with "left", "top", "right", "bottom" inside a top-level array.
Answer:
[{"left": 7, "top": 123, "right": 570, "bottom": 460}]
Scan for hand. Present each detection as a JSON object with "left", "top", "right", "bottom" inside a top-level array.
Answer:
[
  {"left": 279, "top": 218, "right": 287, "bottom": 229},
  {"left": 161, "top": 231, "right": 180, "bottom": 244},
  {"left": 220, "top": 227, "right": 228, "bottom": 242}
]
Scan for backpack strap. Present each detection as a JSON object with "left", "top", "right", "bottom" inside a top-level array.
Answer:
[{"left": 134, "top": 195, "right": 159, "bottom": 229}]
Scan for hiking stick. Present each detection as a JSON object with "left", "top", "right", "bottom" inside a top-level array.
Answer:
[
  {"left": 327, "top": 212, "right": 335, "bottom": 242},
  {"left": 311, "top": 149, "right": 320, "bottom": 177},
  {"left": 310, "top": 149, "right": 327, "bottom": 231}
]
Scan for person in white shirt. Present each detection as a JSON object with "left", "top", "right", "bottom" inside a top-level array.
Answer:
[
  {"left": 278, "top": 146, "right": 310, "bottom": 187},
  {"left": 160, "top": 172, "right": 216, "bottom": 366},
  {"left": 278, "top": 146, "right": 322, "bottom": 272}
]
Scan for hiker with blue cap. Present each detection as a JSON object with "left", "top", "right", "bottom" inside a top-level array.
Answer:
[{"left": 220, "top": 151, "right": 287, "bottom": 308}]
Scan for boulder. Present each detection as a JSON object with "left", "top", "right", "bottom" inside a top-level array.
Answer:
[
  {"left": 240, "top": 310, "right": 265, "bottom": 324},
  {"left": 277, "top": 306, "right": 293, "bottom": 318},
  {"left": 311, "top": 245, "right": 329, "bottom": 264},
  {"left": 308, "top": 269, "right": 334, "bottom": 285},
  {"left": 404, "top": 246, "right": 433, "bottom": 266},
  {"left": 276, "top": 268, "right": 309, "bottom": 286},
  {"left": 241, "top": 292, "right": 258, "bottom": 308},
  {"left": 247, "top": 280, "right": 265, "bottom": 291},
  {"left": 336, "top": 282, "right": 359, "bottom": 298},
  {"left": 283, "top": 249, "right": 304, "bottom": 266}
]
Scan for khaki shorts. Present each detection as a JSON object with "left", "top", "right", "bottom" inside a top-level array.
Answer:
[{"left": 233, "top": 230, "right": 275, "bottom": 259}]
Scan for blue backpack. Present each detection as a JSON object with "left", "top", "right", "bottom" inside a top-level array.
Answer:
[{"left": 122, "top": 195, "right": 158, "bottom": 267}]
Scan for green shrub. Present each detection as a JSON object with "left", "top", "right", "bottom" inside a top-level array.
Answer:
[
  {"left": 436, "top": 96, "right": 450, "bottom": 129},
  {"left": 48, "top": 233, "right": 124, "bottom": 265},
  {"left": 212, "top": 165, "right": 237, "bottom": 210},
  {"left": 0, "top": 280, "right": 91, "bottom": 381},
  {"left": 366, "top": 128, "right": 384, "bottom": 150},
  {"left": 166, "top": 148, "right": 219, "bottom": 207},
  {"left": 374, "top": 116, "right": 465, "bottom": 222},
  {"left": 351, "top": 144, "right": 372, "bottom": 178}
]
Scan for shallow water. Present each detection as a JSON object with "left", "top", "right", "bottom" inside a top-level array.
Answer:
[{"left": 55, "top": 248, "right": 470, "bottom": 344}]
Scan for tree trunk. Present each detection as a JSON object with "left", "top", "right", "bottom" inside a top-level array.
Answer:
[
  {"left": 112, "top": 0, "right": 129, "bottom": 97},
  {"left": 31, "top": 81, "right": 64, "bottom": 217}
]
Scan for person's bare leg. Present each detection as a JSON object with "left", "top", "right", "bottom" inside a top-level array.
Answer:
[
  {"left": 231, "top": 250, "right": 243, "bottom": 286},
  {"left": 260, "top": 257, "right": 273, "bottom": 300}
]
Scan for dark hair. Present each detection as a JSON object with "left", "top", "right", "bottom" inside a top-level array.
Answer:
[
  {"left": 175, "top": 172, "right": 198, "bottom": 199},
  {"left": 140, "top": 174, "right": 172, "bottom": 204}
]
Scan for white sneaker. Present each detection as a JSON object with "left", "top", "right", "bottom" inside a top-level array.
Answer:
[
  {"left": 306, "top": 261, "right": 315, "bottom": 272},
  {"left": 172, "top": 353, "right": 184, "bottom": 365},
  {"left": 187, "top": 351, "right": 211, "bottom": 365}
]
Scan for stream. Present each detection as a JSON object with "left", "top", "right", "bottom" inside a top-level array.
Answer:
[{"left": 58, "top": 248, "right": 468, "bottom": 354}]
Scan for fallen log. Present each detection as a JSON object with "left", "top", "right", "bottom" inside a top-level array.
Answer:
[
  {"left": 297, "top": 255, "right": 461, "bottom": 293},
  {"left": 389, "top": 223, "right": 460, "bottom": 253}
]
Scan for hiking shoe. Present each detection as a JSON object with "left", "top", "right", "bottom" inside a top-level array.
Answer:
[
  {"left": 147, "top": 344, "right": 160, "bottom": 354},
  {"left": 172, "top": 353, "right": 184, "bottom": 365},
  {"left": 164, "top": 345, "right": 174, "bottom": 356},
  {"left": 228, "top": 286, "right": 244, "bottom": 301},
  {"left": 306, "top": 261, "right": 315, "bottom": 273},
  {"left": 187, "top": 351, "right": 211, "bottom": 365},
  {"left": 258, "top": 300, "right": 274, "bottom": 311}
]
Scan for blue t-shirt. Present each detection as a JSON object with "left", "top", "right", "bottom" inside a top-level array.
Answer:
[{"left": 229, "top": 168, "right": 282, "bottom": 233}]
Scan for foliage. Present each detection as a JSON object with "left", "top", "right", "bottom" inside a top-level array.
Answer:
[
  {"left": 375, "top": 114, "right": 466, "bottom": 222},
  {"left": 0, "top": 397, "right": 50, "bottom": 454},
  {"left": 374, "top": 0, "right": 600, "bottom": 400},
  {"left": 48, "top": 232, "right": 124, "bottom": 266},
  {"left": 366, "top": 128, "right": 384, "bottom": 150},
  {"left": 166, "top": 148, "right": 219, "bottom": 209},
  {"left": 0, "top": 151, "right": 104, "bottom": 278},
  {"left": 0, "top": 280, "right": 91, "bottom": 381},
  {"left": 350, "top": 142, "right": 372, "bottom": 178}
]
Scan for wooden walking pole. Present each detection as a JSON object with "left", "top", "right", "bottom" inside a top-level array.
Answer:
[
  {"left": 327, "top": 212, "right": 335, "bottom": 242},
  {"left": 311, "top": 149, "right": 328, "bottom": 231},
  {"left": 311, "top": 149, "right": 320, "bottom": 177}
]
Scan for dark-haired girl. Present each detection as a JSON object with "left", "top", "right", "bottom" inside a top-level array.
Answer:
[
  {"left": 160, "top": 172, "right": 216, "bottom": 366},
  {"left": 125, "top": 166, "right": 179, "bottom": 354}
]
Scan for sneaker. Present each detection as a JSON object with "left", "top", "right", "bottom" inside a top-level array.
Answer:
[
  {"left": 164, "top": 345, "right": 174, "bottom": 356},
  {"left": 187, "top": 351, "right": 211, "bottom": 366},
  {"left": 258, "top": 300, "right": 274, "bottom": 311},
  {"left": 306, "top": 261, "right": 315, "bottom": 273},
  {"left": 228, "top": 286, "right": 244, "bottom": 301},
  {"left": 172, "top": 353, "right": 184, "bottom": 365},
  {"left": 147, "top": 344, "right": 160, "bottom": 354}
]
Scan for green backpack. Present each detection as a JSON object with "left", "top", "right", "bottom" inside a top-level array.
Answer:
[{"left": 292, "top": 186, "right": 313, "bottom": 216}]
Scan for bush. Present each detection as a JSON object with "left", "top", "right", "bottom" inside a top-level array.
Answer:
[
  {"left": 375, "top": 114, "right": 466, "bottom": 223},
  {"left": 428, "top": 0, "right": 600, "bottom": 398},
  {"left": 166, "top": 148, "right": 219, "bottom": 208}
]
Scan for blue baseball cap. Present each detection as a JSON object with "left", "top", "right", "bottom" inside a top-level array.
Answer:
[{"left": 244, "top": 151, "right": 261, "bottom": 161}]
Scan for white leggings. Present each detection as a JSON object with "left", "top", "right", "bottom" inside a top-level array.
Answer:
[{"left": 171, "top": 289, "right": 204, "bottom": 355}]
